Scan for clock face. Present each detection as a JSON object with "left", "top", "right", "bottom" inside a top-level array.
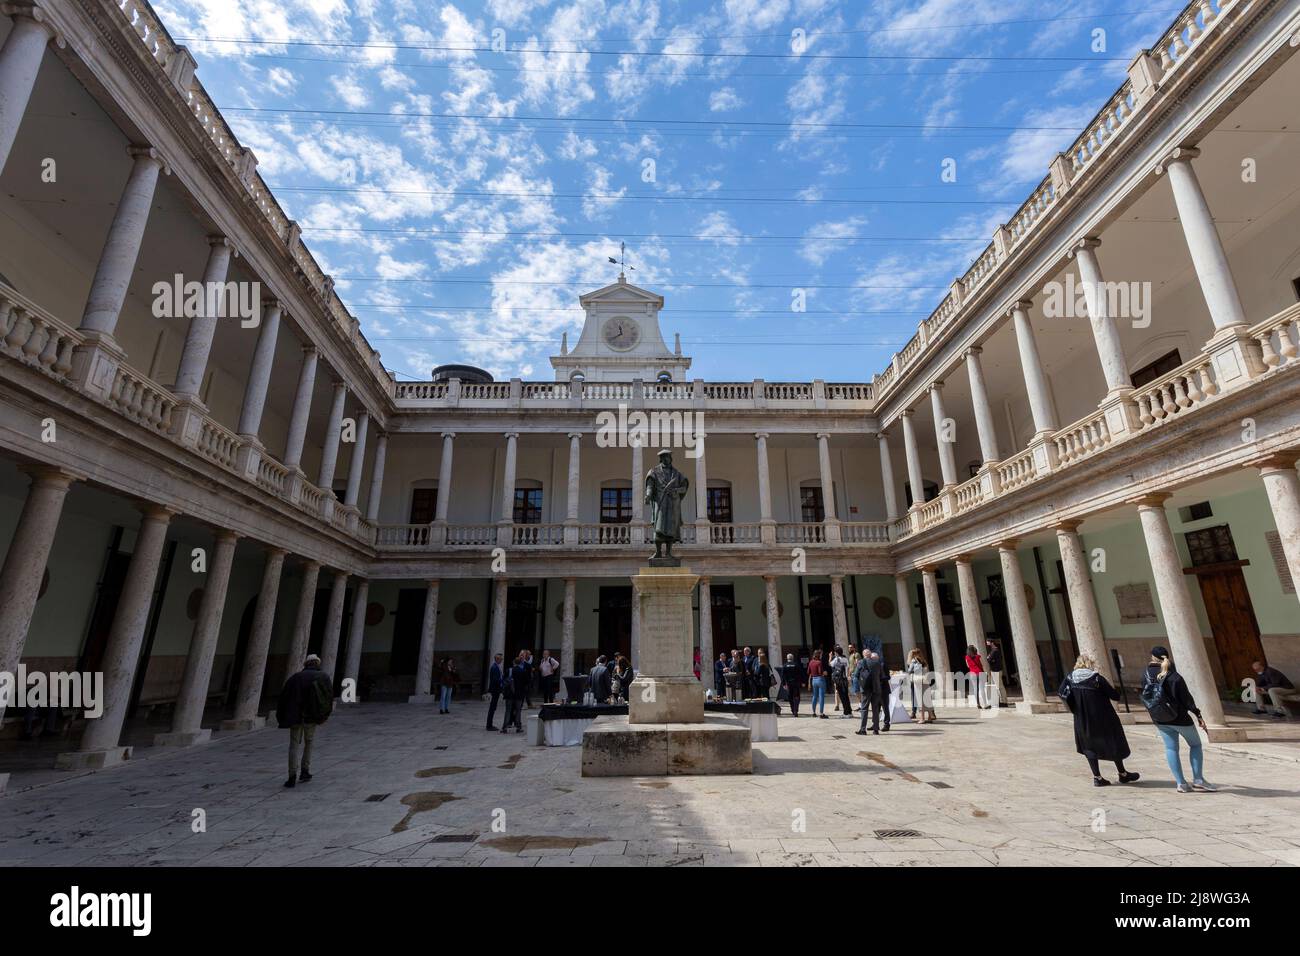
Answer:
[{"left": 602, "top": 317, "right": 641, "bottom": 351}]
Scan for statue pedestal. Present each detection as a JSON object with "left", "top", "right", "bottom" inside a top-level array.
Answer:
[{"left": 582, "top": 565, "right": 752, "bottom": 776}]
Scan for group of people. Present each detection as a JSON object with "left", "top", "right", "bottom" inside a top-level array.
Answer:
[
  {"left": 485, "top": 649, "right": 561, "bottom": 732},
  {"left": 587, "top": 654, "right": 636, "bottom": 703},
  {"left": 712, "top": 647, "right": 776, "bottom": 700}
]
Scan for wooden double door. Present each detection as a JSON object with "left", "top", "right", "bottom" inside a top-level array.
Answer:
[{"left": 1184, "top": 525, "right": 1266, "bottom": 690}]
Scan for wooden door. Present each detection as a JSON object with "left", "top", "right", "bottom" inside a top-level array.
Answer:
[{"left": 1190, "top": 564, "right": 1265, "bottom": 691}]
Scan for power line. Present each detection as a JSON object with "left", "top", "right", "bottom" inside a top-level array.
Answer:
[
  {"left": 331, "top": 277, "right": 951, "bottom": 289},
  {"left": 294, "top": 228, "right": 991, "bottom": 243}
]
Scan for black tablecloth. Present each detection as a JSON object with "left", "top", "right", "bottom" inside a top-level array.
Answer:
[{"left": 538, "top": 700, "right": 780, "bottom": 720}]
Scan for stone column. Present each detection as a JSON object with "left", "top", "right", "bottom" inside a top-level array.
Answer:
[
  {"left": 954, "top": 556, "right": 987, "bottom": 659},
  {"left": 236, "top": 301, "right": 282, "bottom": 439},
  {"left": 173, "top": 236, "right": 235, "bottom": 399},
  {"left": 1071, "top": 238, "right": 1132, "bottom": 396},
  {"left": 222, "top": 546, "right": 285, "bottom": 731},
  {"left": 318, "top": 569, "right": 349, "bottom": 678},
  {"left": 1009, "top": 300, "right": 1059, "bottom": 436},
  {"left": 830, "top": 574, "right": 850, "bottom": 649},
  {"left": 433, "top": 431, "right": 454, "bottom": 541},
  {"left": 996, "top": 540, "right": 1048, "bottom": 710},
  {"left": 343, "top": 410, "right": 370, "bottom": 508},
  {"left": 630, "top": 580, "right": 642, "bottom": 668},
  {"left": 1257, "top": 455, "right": 1300, "bottom": 605},
  {"left": 877, "top": 432, "right": 899, "bottom": 522},
  {"left": 342, "top": 577, "right": 370, "bottom": 690},
  {"left": 694, "top": 437, "right": 709, "bottom": 528},
  {"left": 560, "top": 577, "right": 577, "bottom": 693},
  {"left": 156, "top": 531, "right": 239, "bottom": 747},
  {"left": 1160, "top": 148, "right": 1247, "bottom": 332},
  {"left": 900, "top": 411, "right": 926, "bottom": 510},
  {"left": 63, "top": 505, "right": 174, "bottom": 768},
  {"left": 411, "top": 580, "right": 441, "bottom": 702},
  {"left": 698, "top": 576, "right": 713, "bottom": 682},
  {"left": 630, "top": 438, "right": 645, "bottom": 543},
  {"left": 564, "top": 432, "right": 581, "bottom": 541},
  {"left": 489, "top": 577, "right": 508, "bottom": 663},
  {"left": 815, "top": 432, "right": 837, "bottom": 520},
  {"left": 365, "top": 432, "right": 387, "bottom": 523},
  {"left": 964, "top": 347, "right": 1001, "bottom": 464},
  {"left": 497, "top": 432, "right": 518, "bottom": 545},
  {"left": 0, "top": 5, "right": 59, "bottom": 174},
  {"left": 1134, "top": 494, "right": 1233, "bottom": 735},
  {"left": 283, "top": 347, "right": 317, "bottom": 471},
  {"left": 755, "top": 432, "right": 775, "bottom": 543},
  {"left": 0, "top": 468, "right": 76, "bottom": 701},
  {"left": 894, "top": 573, "right": 917, "bottom": 658},
  {"left": 77, "top": 145, "right": 162, "bottom": 336},
  {"left": 919, "top": 567, "right": 951, "bottom": 678},
  {"left": 1055, "top": 520, "right": 1114, "bottom": 682},
  {"left": 928, "top": 383, "right": 958, "bottom": 488},
  {"left": 316, "top": 381, "right": 348, "bottom": 490},
  {"left": 763, "top": 575, "right": 782, "bottom": 666},
  {"left": 287, "top": 560, "right": 321, "bottom": 670}
]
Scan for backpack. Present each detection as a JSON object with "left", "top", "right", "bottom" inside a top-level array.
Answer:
[
  {"left": 1140, "top": 670, "right": 1179, "bottom": 723},
  {"left": 303, "top": 672, "right": 333, "bottom": 723}
]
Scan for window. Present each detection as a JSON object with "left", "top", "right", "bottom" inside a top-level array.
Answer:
[
  {"left": 408, "top": 488, "right": 437, "bottom": 524},
  {"left": 706, "top": 485, "right": 732, "bottom": 523},
  {"left": 601, "top": 487, "right": 633, "bottom": 523},
  {"left": 903, "top": 479, "right": 939, "bottom": 508},
  {"left": 1130, "top": 348, "right": 1182, "bottom": 388},
  {"left": 513, "top": 487, "right": 543, "bottom": 524},
  {"left": 800, "top": 486, "right": 824, "bottom": 523},
  {"left": 1185, "top": 525, "right": 1238, "bottom": 567},
  {"left": 656, "top": 370, "right": 672, "bottom": 383}
]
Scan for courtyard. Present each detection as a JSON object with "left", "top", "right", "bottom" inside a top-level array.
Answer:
[{"left": 2, "top": 701, "right": 1297, "bottom": 868}]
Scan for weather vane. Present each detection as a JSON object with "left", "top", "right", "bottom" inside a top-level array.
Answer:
[{"left": 607, "top": 241, "right": 634, "bottom": 280}]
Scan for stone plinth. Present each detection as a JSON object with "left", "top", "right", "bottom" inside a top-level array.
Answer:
[
  {"left": 628, "top": 566, "right": 703, "bottom": 724},
  {"left": 55, "top": 746, "right": 132, "bottom": 771},
  {"left": 219, "top": 716, "right": 266, "bottom": 732},
  {"left": 581, "top": 715, "right": 752, "bottom": 776},
  {"left": 153, "top": 729, "right": 212, "bottom": 748}
]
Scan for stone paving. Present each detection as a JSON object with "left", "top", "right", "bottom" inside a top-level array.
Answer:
[{"left": 1, "top": 699, "right": 1297, "bottom": 867}]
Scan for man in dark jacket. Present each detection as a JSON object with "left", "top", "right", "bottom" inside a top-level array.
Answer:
[
  {"left": 276, "top": 654, "right": 333, "bottom": 788},
  {"left": 1250, "top": 660, "right": 1295, "bottom": 717},
  {"left": 486, "top": 653, "right": 504, "bottom": 731},
  {"left": 589, "top": 655, "right": 612, "bottom": 703},
  {"left": 854, "top": 652, "right": 886, "bottom": 735},
  {"left": 713, "top": 653, "right": 728, "bottom": 698}
]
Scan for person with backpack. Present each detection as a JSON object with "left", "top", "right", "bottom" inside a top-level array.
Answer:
[
  {"left": 854, "top": 651, "right": 887, "bottom": 735},
  {"left": 276, "top": 653, "right": 334, "bottom": 788},
  {"left": 1059, "top": 653, "right": 1139, "bottom": 787},
  {"left": 1142, "top": 646, "right": 1215, "bottom": 793},
  {"left": 830, "top": 647, "right": 852, "bottom": 716},
  {"left": 486, "top": 653, "right": 504, "bottom": 730}
]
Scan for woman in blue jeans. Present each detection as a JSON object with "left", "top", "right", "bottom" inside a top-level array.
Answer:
[
  {"left": 1144, "top": 646, "right": 1216, "bottom": 793},
  {"left": 807, "top": 649, "right": 828, "bottom": 718}
]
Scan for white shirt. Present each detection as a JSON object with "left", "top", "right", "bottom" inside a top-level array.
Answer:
[{"left": 539, "top": 656, "right": 558, "bottom": 677}]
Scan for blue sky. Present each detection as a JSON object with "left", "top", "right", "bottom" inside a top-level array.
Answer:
[{"left": 154, "top": 0, "right": 1185, "bottom": 383}]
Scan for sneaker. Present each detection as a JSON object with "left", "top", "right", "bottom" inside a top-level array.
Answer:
[
  {"left": 486, "top": 725, "right": 497, "bottom": 731},
  {"left": 1191, "top": 780, "right": 1217, "bottom": 792},
  {"left": 854, "top": 730, "right": 867, "bottom": 735},
  {"left": 1118, "top": 771, "right": 1141, "bottom": 784},
  {"left": 284, "top": 776, "right": 296, "bottom": 788},
  {"left": 299, "top": 771, "right": 313, "bottom": 783},
  {"left": 1092, "top": 777, "right": 1110, "bottom": 787},
  {"left": 819, "top": 714, "right": 828, "bottom": 720},
  {"left": 1176, "top": 782, "right": 1192, "bottom": 793}
]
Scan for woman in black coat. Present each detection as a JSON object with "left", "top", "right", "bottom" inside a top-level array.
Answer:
[{"left": 1059, "top": 654, "right": 1140, "bottom": 787}]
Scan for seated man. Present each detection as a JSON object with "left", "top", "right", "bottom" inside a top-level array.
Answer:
[{"left": 1251, "top": 660, "right": 1297, "bottom": 718}]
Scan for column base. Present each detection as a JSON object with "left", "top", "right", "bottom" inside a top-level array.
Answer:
[
  {"left": 407, "top": 693, "right": 439, "bottom": 704},
  {"left": 153, "top": 729, "right": 213, "bottom": 748},
  {"left": 55, "top": 746, "right": 132, "bottom": 770},
  {"left": 1015, "top": 700, "right": 1066, "bottom": 715},
  {"left": 822, "top": 518, "right": 842, "bottom": 544},
  {"left": 1203, "top": 725, "right": 1249, "bottom": 743},
  {"left": 759, "top": 518, "right": 777, "bottom": 545},
  {"left": 219, "top": 716, "right": 266, "bottom": 732}
]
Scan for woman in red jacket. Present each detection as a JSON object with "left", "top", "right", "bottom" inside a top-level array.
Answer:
[{"left": 965, "top": 645, "right": 990, "bottom": 710}]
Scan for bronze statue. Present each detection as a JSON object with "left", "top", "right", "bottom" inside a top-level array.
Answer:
[{"left": 644, "top": 449, "right": 689, "bottom": 564}]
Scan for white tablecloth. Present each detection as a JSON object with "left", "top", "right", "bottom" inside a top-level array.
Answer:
[{"left": 887, "top": 674, "right": 913, "bottom": 724}]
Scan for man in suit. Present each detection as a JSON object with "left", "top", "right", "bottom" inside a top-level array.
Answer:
[
  {"left": 854, "top": 651, "right": 887, "bottom": 735},
  {"left": 486, "top": 653, "right": 504, "bottom": 731},
  {"left": 714, "top": 652, "right": 728, "bottom": 698},
  {"left": 589, "top": 655, "right": 612, "bottom": 703}
]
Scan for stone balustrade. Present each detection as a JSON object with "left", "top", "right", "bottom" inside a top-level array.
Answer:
[{"left": 1, "top": 285, "right": 82, "bottom": 385}]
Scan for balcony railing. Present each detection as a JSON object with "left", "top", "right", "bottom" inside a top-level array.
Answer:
[{"left": 1, "top": 285, "right": 81, "bottom": 385}]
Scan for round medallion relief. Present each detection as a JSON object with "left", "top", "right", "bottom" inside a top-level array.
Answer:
[
  {"left": 453, "top": 601, "right": 478, "bottom": 626},
  {"left": 873, "top": 596, "right": 895, "bottom": 619},
  {"left": 365, "top": 601, "right": 385, "bottom": 626}
]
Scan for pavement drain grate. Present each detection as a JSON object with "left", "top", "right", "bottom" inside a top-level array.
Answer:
[
  {"left": 434, "top": 746, "right": 448, "bottom": 751},
  {"left": 431, "top": 834, "right": 478, "bottom": 843},
  {"left": 927, "top": 782, "right": 953, "bottom": 789},
  {"left": 365, "top": 794, "right": 390, "bottom": 802},
  {"left": 874, "top": 829, "right": 923, "bottom": 839}
]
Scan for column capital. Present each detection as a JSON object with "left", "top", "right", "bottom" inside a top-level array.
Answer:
[
  {"left": 876, "top": 429, "right": 890, "bottom": 441},
  {"left": 1007, "top": 298, "right": 1034, "bottom": 317},
  {"left": 1154, "top": 145, "right": 1201, "bottom": 175},
  {"left": 1068, "top": 235, "right": 1102, "bottom": 258},
  {"left": 441, "top": 431, "right": 456, "bottom": 440},
  {"left": 567, "top": 431, "right": 582, "bottom": 440},
  {"left": 830, "top": 573, "right": 844, "bottom": 583},
  {"left": 762, "top": 574, "right": 776, "bottom": 583},
  {"left": 19, "top": 464, "right": 85, "bottom": 487},
  {"left": 954, "top": 553, "right": 973, "bottom": 565},
  {"left": 301, "top": 343, "right": 317, "bottom": 357},
  {"left": 1055, "top": 518, "right": 1084, "bottom": 534},
  {"left": 917, "top": 564, "right": 938, "bottom": 574},
  {"left": 138, "top": 503, "right": 178, "bottom": 521},
  {"left": 260, "top": 297, "right": 282, "bottom": 313},
  {"left": 503, "top": 431, "right": 520, "bottom": 440},
  {"left": 1129, "top": 491, "right": 1172, "bottom": 509},
  {"left": 206, "top": 234, "right": 233, "bottom": 249},
  {"left": 330, "top": 379, "right": 348, "bottom": 394},
  {"left": 425, "top": 578, "right": 438, "bottom": 588},
  {"left": 698, "top": 574, "right": 711, "bottom": 585},
  {"left": 815, "top": 431, "right": 831, "bottom": 440},
  {"left": 996, "top": 538, "right": 1020, "bottom": 552},
  {"left": 929, "top": 379, "right": 944, "bottom": 392},
  {"left": 213, "top": 530, "right": 242, "bottom": 545},
  {"left": 373, "top": 430, "right": 388, "bottom": 441},
  {"left": 263, "top": 545, "right": 289, "bottom": 558},
  {"left": 899, "top": 407, "right": 914, "bottom": 419},
  {"left": 2, "top": 2, "right": 61, "bottom": 39},
  {"left": 299, "top": 558, "right": 322, "bottom": 572},
  {"left": 754, "top": 431, "right": 769, "bottom": 440},
  {"left": 963, "top": 345, "right": 983, "bottom": 358},
  {"left": 125, "top": 144, "right": 167, "bottom": 172},
  {"left": 1249, "top": 450, "right": 1300, "bottom": 472}
]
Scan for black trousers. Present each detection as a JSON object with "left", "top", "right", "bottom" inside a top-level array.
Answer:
[
  {"left": 486, "top": 692, "right": 501, "bottom": 727},
  {"left": 835, "top": 679, "right": 852, "bottom": 714},
  {"left": 788, "top": 690, "right": 800, "bottom": 716},
  {"left": 542, "top": 676, "right": 556, "bottom": 704}
]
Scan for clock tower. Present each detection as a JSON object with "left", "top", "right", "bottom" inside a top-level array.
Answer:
[{"left": 550, "top": 275, "right": 692, "bottom": 382}]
